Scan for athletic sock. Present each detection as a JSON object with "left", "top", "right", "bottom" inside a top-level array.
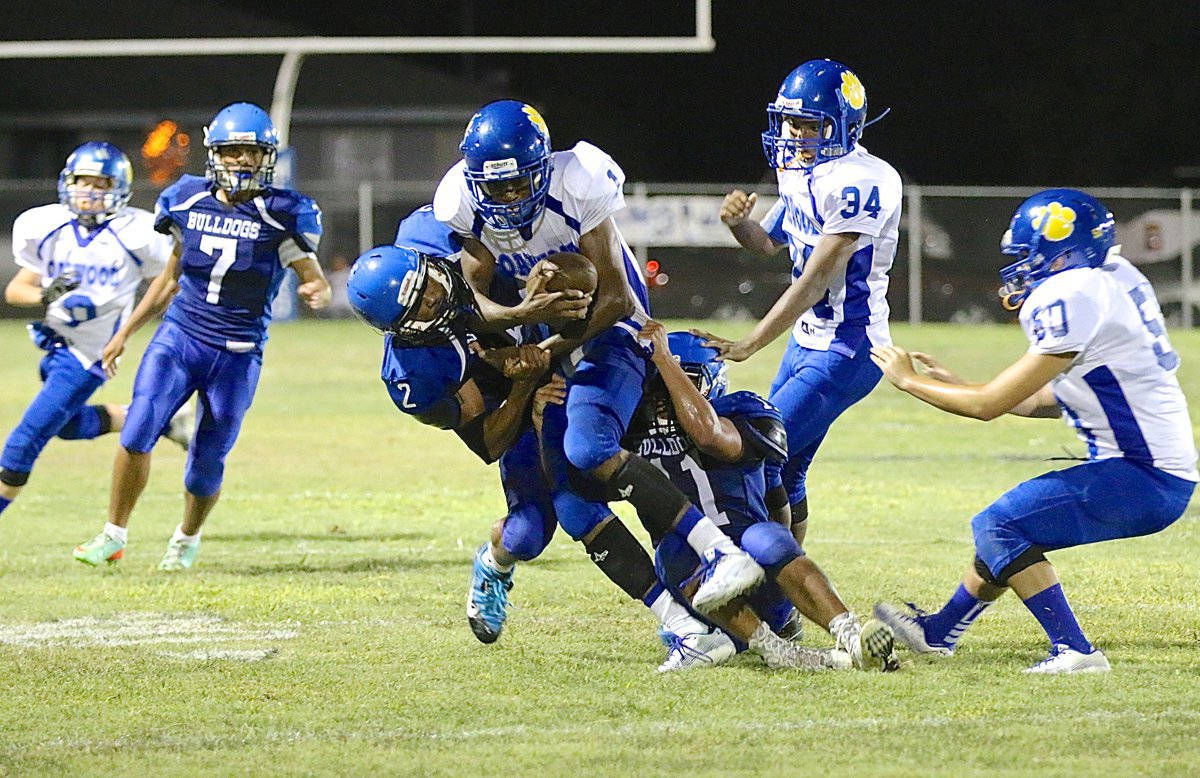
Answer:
[
  {"left": 105, "top": 522, "right": 128, "bottom": 544},
  {"left": 922, "top": 583, "right": 993, "bottom": 649},
  {"left": 0, "top": 495, "right": 11, "bottom": 517},
  {"left": 1023, "top": 583, "right": 1093, "bottom": 654},
  {"left": 170, "top": 523, "right": 200, "bottom": 545},
  {"left": 646, "top": 586, "right": 707, "bottom": 635},
  {"left": 482, "top": 543, "right": 513, "bottom": 574},
  {"left": 673, "top": 505, "right": 736, "bottom": 556}
]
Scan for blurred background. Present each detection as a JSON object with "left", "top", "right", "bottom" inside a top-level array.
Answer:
[{"left": 2, "top": 0, "right": 1198, "bottom": 325}]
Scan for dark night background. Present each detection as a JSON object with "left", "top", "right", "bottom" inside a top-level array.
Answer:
[{"left": 2, "top": 0, "right": 1199, "bottom": 187}]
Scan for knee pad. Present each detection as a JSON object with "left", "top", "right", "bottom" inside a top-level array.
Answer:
[
  {"left": 552, "top": 488, "right": 612, "bottom": 542},
  {"left": 500, "top": 503, "right": 556, "bottom": 561},
  {"left": 184, "top": 456, "right": 224, "bottom": 498},
  {"left": 973, "top": 555, "right": 1001, "bottom": 585},
  {"left": 562, "top": 410, "right": 623, "bottom": 472},
  {"left": 995, "top": 547, "right": 1047, "bottom": 586},
  {"left": 740, "top": 521, "right": 802, "bottom": 577},
  {"left": 0, "top": 468, "right": 30, "bottom": 487}
]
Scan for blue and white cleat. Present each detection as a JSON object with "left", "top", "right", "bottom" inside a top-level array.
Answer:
[
  {"left": 691, "top": 545, "right": 765, "bottom": 615},
  {"left": 657, "top": 627, "right": 737, "bottom": 673},
  {"left": 873, "top": 602, "right": 955, "bottom": 657},
  {"left": 466, "top": 544, "right": 513, "bottom": 644}
]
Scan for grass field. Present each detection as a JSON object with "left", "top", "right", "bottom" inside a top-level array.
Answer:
[{"left": 1, "top": 317, "right": 1198, "bottom": 777}]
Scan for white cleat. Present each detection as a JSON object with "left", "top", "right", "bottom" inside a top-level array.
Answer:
[
  {"left": 831, "top": 614, "right": 900, "bottom": 671},
  {"left": 657, "top": 628, "right": 737, "bottom": 673},
  {"left": 691, "top": 546, "right": 765, "bottom": 615},
  {"left": 873, "top": 602, "right": 954, "bottom": 656},
  {"left": 165, "top": 402, "right": 195, "bottom": 452},
  {"left": 749, "top": 623, "right": 850, "bottom": 671},
  {"left": 1024, "top": 645, "right": 1111, "bottom": 675}
]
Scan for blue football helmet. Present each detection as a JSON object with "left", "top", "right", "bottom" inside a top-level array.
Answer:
[
  {"left": 346, "top": 245, "right": 475, "bottom": 345},
  {"left": 998, "top": 188, "right": 1116, "bottom": 310},
  {"left": 204, "top": 102, "right": 278, "bottom": 194},
  {"left": 57, "top": 141, "right": 133, "bottom": 226},
  {"left": 762, "top": 59, "right": 874, "bottom": 170},
  {"left": 460, "top": 100, "right": 553, "bottom": 231},
  {"left": 668, "top": 331, "right": 729, "bottom": 400}
]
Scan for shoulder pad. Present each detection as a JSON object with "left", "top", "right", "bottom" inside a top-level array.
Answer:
[
  {"left": 712, "top": 391, "right": 782, "bottom": 422},
  {"left": 380, "top": 336, "right": 467, "bottom": 416},
  {"left": 716, "top": 392, "right": 787, "bottom": 465},
  {"left": 394, "top": 206, "right": 463, "bottom": 258},
  {"left": 559, "top": 142, "right": 625, "bottom": 193},
  {"left": 12, "top": 204, "right": 72, "bottom": 247}
]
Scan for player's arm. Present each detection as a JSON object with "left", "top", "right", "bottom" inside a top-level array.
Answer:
[
  {"left": 909, "top": 351, "right": 1060, "bottom": 418},
  {"left": 450, "top": 346, "right": 550, "bottom": 463},
  {"left": 4, "top": 268, "right": 47, "bottom": 307},
  {"left": 290, "top": 257, "right": 331, "bottom": 310},
  {"left": 697, "top": 231, "right": 858, "bottom": 363},
  {"left": 641, "top": 320, "right": 744, "bottom": 462},
  {"left": 100, "top": 242, "right": 183, "bottom": 378},
  {"left": 721, "top": 190, "right": 787, "bottom": 257},
  {"left": 871, "top": 345, "right": 1074, "bottom": 421},
  {"left": 460, "top": 237, "right": 588, "bottom": 332},
  {"left": 538, "top": 218, "right": 635, "bottom": 358}
]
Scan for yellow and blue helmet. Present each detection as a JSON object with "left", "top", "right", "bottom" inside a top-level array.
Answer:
[
  {"left": 460, "top": 100, "right": 553, "bottom": 231},
  {"left": 762, "top": 59, "right": 875, "bottom": 170}
]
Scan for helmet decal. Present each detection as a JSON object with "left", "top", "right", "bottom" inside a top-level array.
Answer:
[
  {"left": 840, "top": 71, "right": 866, "bottom": 110},
  {"left": 1030, "top": 202, "right": 1076, "bottom": 242}
]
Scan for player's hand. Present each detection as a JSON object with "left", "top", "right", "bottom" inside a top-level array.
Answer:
[
  {"left": 690, "top": 328, "right": 756, "bottom": 363},
  {"left": 639, "top": 319, "right": 671, "bottom": 363},
  {"left": 720, "top": 190, "right": 758, "bottom": 228},
  {"left": 41, "top": 271, "right": 80, "bottom": 307},
  {"left": 298, "top": 278, "right": 331, "bottom": 310},
  {"left": 100, "top": 332, "right": 127, "bottom": 379},
  {"left": 516, "top": 287, "right": 591, "bottom": 324},
  {"left": 502, "top": 345, "right": 551, "bottom": 380},
  {"left": 870, "top": 345, "right": 919, "bottom": 390},
  {"left": 531, "top": 374, "right": 567, "bottom": 436},
  {"left": 911, "top": 351, "right": 963, "bottom": 384}
]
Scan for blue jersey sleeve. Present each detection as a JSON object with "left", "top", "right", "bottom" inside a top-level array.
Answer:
[
  {"left": 289, "top": 194, "right": 323, "bottom": 254},
  {"left": 394, "top": 205, "right": 463, "bottom": 258},
  {"left": 154, "top": 175, "right": 206, "bottom": 235},
  {"left": 713, "top": 391, "right": 788, "bottom": 466},
  {"left": 381, "top": 336, "right": 468, "bottom": 427}
]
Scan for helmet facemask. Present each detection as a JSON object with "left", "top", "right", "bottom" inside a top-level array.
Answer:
[
  {"left": 464, "top": 157, "right": 552, "bottom": 231},
  {"left": 206, "top": 142, "right": 276, "bottom": 196}
]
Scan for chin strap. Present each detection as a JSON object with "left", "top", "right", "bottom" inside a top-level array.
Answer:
[
  {"left": 862, "top": 106, "right": 892, "bottom": 131},
  {"left": 999, "top": 289, "right": 1027, "bottom": 311}
]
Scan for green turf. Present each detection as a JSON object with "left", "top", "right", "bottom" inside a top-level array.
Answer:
[{"left": 1, "top": 318, "right": 1198, "bottom": 777}]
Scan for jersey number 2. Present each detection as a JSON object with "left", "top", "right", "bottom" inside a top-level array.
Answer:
[{"left": 199, "top": 235, "right": 238, "bottom": 304}]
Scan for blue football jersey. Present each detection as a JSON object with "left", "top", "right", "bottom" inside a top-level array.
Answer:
[
  {"left": 155, "top": 175, "right": 322, "bottom": 351},
  {"left": 632, "top": 391, "right": 783, "bottom": 536},
  {"left": 393, "top": 204, "right": 463, "bottom": 257}
]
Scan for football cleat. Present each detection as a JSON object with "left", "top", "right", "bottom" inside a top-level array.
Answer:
[
  {"left": 873, "top": 602, "right": 955, "bottom": 656},
  {"left": 158, "top": 537, "right": 201, "bottom": 571},
  {"left": 164, "top": 403, "right": 195, "bottom": 452},
  {"left": 832, "top": 614, "right": 900, "bottom": 671},
  {"left": 691, "top": 546, "right": 765, "bottom": 615},
  {"left": 657, "top": 627, "right": 737, "bottom": 673},
  {"left": 1024, "top": 645, "right": 1111, "bottom": 675},
  {"left": 750, "top": 623, "right": 849, "bottom": 671},
  {"left": 73, "top": 532, "right": 124, "bottom": 566},
  {"left": 776, "top": 606, "right": 805, "bottom": 642},
  {"left": 466, "top": 544, "right": 513, "bottom": 644}
]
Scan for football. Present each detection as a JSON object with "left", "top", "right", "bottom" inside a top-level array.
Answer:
[{"left": 528, "top": 251, "right": 597, "bottom": 297}]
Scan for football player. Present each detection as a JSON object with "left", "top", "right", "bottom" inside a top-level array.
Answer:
[
  {"left": 701, "top": 59, "right": 902, "bottom": 548},
  {"left": 632, "top": 321, "right": 897, "bottom": 671},
  {"left": 871, "top": 189, "right": 1197, "bottom": 673},
  {"left": 74, "top": 102, "right": 331, "bottom": 571},
  {"left": 2, "top": 142, "right": 188, "bottom": 519},
  {"left": 434, "top": 100, "right": 766, "bottom": 624},
  {"left": 349, "top": 215, "right": 735, "bottom": 669}
]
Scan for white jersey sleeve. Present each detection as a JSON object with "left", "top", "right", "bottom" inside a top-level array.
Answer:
[
  {"left": 1020, "top": 269, "right": 1105, "bottom": 356},
  {"left": 12, "top": 204, "right": 73, "bottom": 275},
  {"left": 759, "top": 198, "right": 788, "bottom": 244},
  {"left": 110, "top": 207, "right": 173, "bottom": 279},
  {"left": 812, "top": 156, "right": 903, "bottom": 238},
  {"left": 558, "top": 141, "right": 626, "bottom": 234},
  {"left": 432, "top": 161, "right": 478, "bottom": 239}
]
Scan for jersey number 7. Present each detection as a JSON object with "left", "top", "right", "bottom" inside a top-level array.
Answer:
[{"left": 199, "top": 235, "right": 239, "bottom": 304}]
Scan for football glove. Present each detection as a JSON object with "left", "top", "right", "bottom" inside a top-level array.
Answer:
[{"left": 41, "top": 272, "right": 80, "bottom": 306}]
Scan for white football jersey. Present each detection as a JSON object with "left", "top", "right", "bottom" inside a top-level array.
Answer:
[
  {"left": 1021, "top": 254, "right": 1198, "bottom": 481},
  {"left": 433, "top": 141, "right": 649, "bottom": 339},
  {"left": 760, "top": 145, "right": 902, "bottom": 355},
  {"left": 12, "top": 203, "right": 173, "bottom": 368}
]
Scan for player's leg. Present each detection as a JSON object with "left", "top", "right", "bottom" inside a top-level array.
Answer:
[
  {"left": 75, "top": 330, "right": 197, "bottom": 565},
  {"left": 466, "top": 431, "right": 557, "bottom": 643},
  {"left": 1, "top": 349, "right": 105, "bottom": 516},
  {"left": 160, "top": 348, "right": 263, "bottom": 571},
  {"left": 767, "top": 339, "right": 881, "bottom": 546},
  {"left": 561, "top": 331, "right": 765, "bottom": 613},
  {"left": 975, "top": 460, "right": 1193, "bottom": 673},
  {"left": 741, "top": 521, "right": 896, "bottom": 670},
  {"left": 874, "top": 562, "right": 1007, "bottom": 658}
]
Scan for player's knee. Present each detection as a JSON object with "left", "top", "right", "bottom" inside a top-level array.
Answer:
[
  {"left": 0, "top": 468, "right": 30, "bottom": 488},
  {"left": 184, "top": 458, "right": 224, "bottom": 498},
  {"left": 994, "top": 547, "right": 1047, "bottom": 586},
  {"left": 500, "top": 505, "right": 555, "bottom": 561},
  {"left": 563, "top": 431, "right": 620, "bottom": 473},
  {"left": 553, "top": 490, "right": 610, "bottom": 541},
  {"left": 740, "top": 521, "right": 802, "bottom": 576}
]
